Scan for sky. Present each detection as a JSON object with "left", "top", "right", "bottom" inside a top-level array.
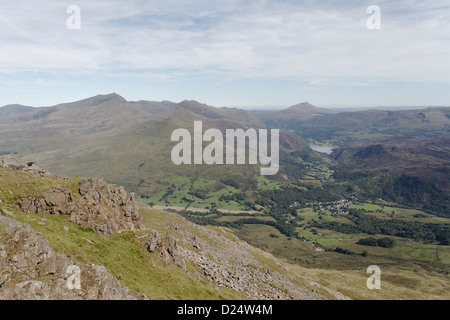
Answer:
[{"left": 0, "top": 0, "right": 449, "bottom": 109}]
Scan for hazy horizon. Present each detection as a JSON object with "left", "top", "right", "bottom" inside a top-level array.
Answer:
[{"left": 1, "top": 92, "right": 449, "bottom": 112}]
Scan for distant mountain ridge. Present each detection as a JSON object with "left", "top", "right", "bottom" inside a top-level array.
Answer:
[
  {"left": 255, "top": 102, "right": 450, "bottom": 139},
  {"left": 0, "top": 93, "right": 306, "bottom": 197},
  {"left": 331, "top": 106, "right": 450, "bottom": 112},
  {"left": 1, "top": 93, "right": 448, "bottom": 204},
  {"left": 0, "top": 104, "right": 34, "bottom": 116},
  {"left": 286, "top": 102, "right": 336, "bottom": 113},
  {"left": 255, "top": 102, "right": 336, "bottom": 124},
  {"left": 0, "top": 93, "right": 263, "bottom": 128}
]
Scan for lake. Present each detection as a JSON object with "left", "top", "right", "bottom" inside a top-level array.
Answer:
[{"left": 310, "top": 145, "right": 333, "bottom": 155}]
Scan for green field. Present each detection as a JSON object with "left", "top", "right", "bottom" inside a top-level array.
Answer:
[
  {"left": 140, "top": 174, "right": 291, "bottom": 211},
  {"left": 349, "top": 202, "right": 448, "bottom": 223},
  {"left": 155, "top": 189, "right": 450, "bottom": 271},
  {"left": 234, "top": 220, "right": 450, "bottom": 270}
]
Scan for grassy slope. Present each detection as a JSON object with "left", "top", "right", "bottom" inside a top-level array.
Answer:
[
  {"left": 0, "top": 167, "right": 244, "bottom": 300},
  {"left": 17, "top": 109, "right": 268, "bottom": 200},
  {"left": 234, "top": 223, "right": 450, "bottom": 300},
  {"left": 1, "top": 167, "right": 449, "bottom": 300}
]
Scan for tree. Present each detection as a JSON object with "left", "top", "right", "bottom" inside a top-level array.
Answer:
[
  {"left": 377, "top": 238, "right": 395, "bottom": 248},
  {"left": 357, "top": 237, "right": 378, "bottom": 247}
]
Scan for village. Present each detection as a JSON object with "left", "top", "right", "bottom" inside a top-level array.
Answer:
[
  {"left": 315, "top": 199, "right": 354, "bottom": 216},
  {"left": 290, "top": 198, "right": 354, "bottom": 216}
]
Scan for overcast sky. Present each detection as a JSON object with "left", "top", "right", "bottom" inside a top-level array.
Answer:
[{"left": 0, "top": 0, "right": 449, "bottom": 109}]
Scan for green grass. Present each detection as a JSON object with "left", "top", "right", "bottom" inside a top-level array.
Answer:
[
  {"left": 216, "top": 215, "right": 276, "bottom": 223},
  {"left": 350, "top": 202, "right": 385, "bottom": 212},
  {"left": 140, "top": 176, "right": 252, "bottom": 211},
  {"left": 393, "top": 242, "right": 442, "bottom": 263},
  {"left": 192, "top": 178, "right": 217, "bottom": 189},
  {"left": 2, "top": 209, "right": 245, "bottom": 300},
  {"left": 349, "top": 202, "right": 448, "bottom": 223},
  {"left": 314, "top": 238, "right": 344, "bottom": 247},
  {"left": 0, "top": 167, "right": 81, "bottom": 205},
  {"left": 235, "top": 222, "right": 450, "bottom": 300},
  {"left": 297, "top": 208, "right": 350, "bottom": 224},
  {"left": 256, "top": 176, "right": 284, "bottom": 191},
  {"left": 235, "top": 224, "right": 313, "bottom": 261},
  {"left": 296, "top": 227, "right": 319, "bottom": 239},
  {"left": 0, "top": 168, "right": 245, "bottom": 300},
  {"left": 2, "top": 167, "right": 449, "bottom": 300}
]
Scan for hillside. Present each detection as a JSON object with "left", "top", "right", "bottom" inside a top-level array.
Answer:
[
  {"left": 0, "top": 156, "right": 350, "bottom": 300},
  {"left": 2, "top": 156, "right": 448, "bottom": 300},
  {"left": 1, "top": 93, "right": 449, "bottom": 300},
  {"left": 255, "top": 102, "right": 336, "bottom": 127},
  {"left": 0, "top": 104, "right": 34, "bottom": 117},
  {"left": 332, "top": 136, "right": 450, "bottom": 217},
  {"left": 333, "top": 136, "right": 450, "bottom": 179},
  {"left": 257, "top": 105, "right": 450, "bottom": 142},
  {"left": 252, "top": 104, "right": 450, "bottom": 217},
  {"left": 0, "top": 94, "right": 308, "bottom": 200}
]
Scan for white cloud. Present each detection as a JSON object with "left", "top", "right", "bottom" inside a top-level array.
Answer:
[{"left": 0, "top": 0, "right": 449, "bottom": 84}]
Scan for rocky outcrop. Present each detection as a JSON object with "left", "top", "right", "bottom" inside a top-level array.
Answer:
[
  {"left": 179, "top": 242, "right": 323, "bottom": 300},
  {"left": 152, "top": 215, "right": 348, "bottom": 300},
  {"left": 18, "top": 178, "right": 143, "bottom": 236},
  {"left": 18, "top": 186, "right": 74, "bottom": 215},
  {"left": 141, "top": 229, "right": 187, "bottom": 271},
  {"left": 0, "top": 156, "right": 59, "bottom": 179},
  {"left": 71, "top": 178, "right": 143, "bottom": 236},
  {"left": 0, "top": 156, "right": 38, "bottom": 171},
  {"left": 0, "top": 215, "right": 145, "bottom": 300},
  {"left": 1, "top": 156, "right": 350, "bottom": 300}
]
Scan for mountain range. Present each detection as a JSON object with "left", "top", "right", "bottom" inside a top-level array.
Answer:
[
  {"left": 0, "top": 93, "right": 449, "bottom": 201},
  {"left": 1, "top": 94, "right": 449, "bottom": 300},
  {"left": 0, "top": 93, "right": 303, "bottom": 196}
]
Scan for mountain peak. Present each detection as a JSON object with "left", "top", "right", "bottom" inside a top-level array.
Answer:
[
  {"left": 66, "top": 93, "right": 127, "bottom": 108},
  {"left": 287, "top": 102, "right": 333, "bottom": 113},
  {"left": 290, "top": 102, "right": 315, "bottom": 108},
  {"left": 98, "top": 93, "right": 127, "bottom": 102},
  {"left": 0, "top": 104, "right": 34, "bottom": 116},
  {"left": 175, "top": 100, "right": 225, "bottom": 119},
  {"left": 177, "top": 100, "right": 208, "bottom": 107}
]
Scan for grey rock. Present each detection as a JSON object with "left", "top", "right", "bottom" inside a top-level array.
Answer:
[
  {"left": 17, "top": 177, "right": 143, "bottom": 236},
  {"left": 0, "top": 156, "right": 58, "bottom": 179},
  {"left": 3, "top": 210, "right": 14, "bottom": 217},
  {"left": 0, "top": 215, "right": 146, "bottom": 300},
  {"left": 142, "top": 229, "right": 187, "bottom": 271}
]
